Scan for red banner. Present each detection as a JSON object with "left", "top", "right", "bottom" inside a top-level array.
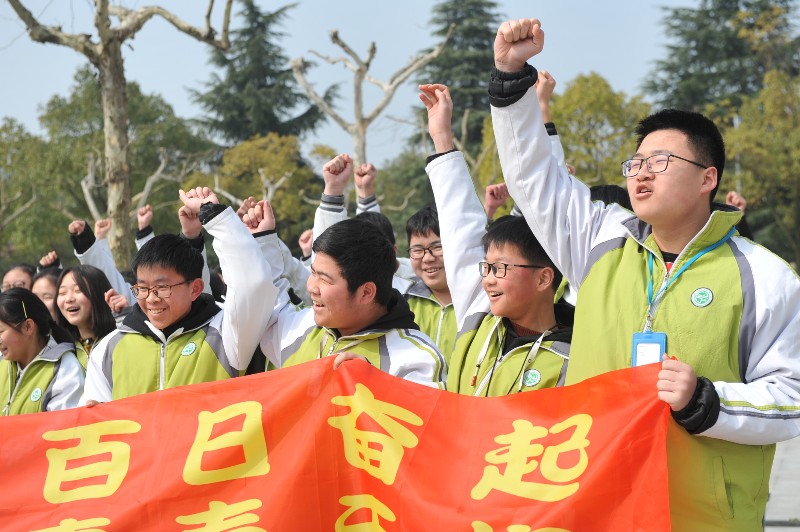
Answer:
[{"left": 0, "top": 359, "right": 670, "bottom": 531}]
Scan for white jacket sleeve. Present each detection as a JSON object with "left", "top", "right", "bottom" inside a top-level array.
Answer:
[
  {"left": 80, "top": 330, "right": 118, "bottom": 404},
  {"left": 205, "top": 208, "right": 277, "bottom": 371},
  {"left": 492, "top": 89, "right": 627, "bottom": 289},
  {"left": 46, "top": 352, "right": 85, "bottom": 411},
  {"left": 75, "top": 238, "right": 135, "bottom": 305},
  {"left": 701, "top": 240, "right": 800, "bottom": 444},
  {"left": 426, "top": 152, "right": 490, "bottom": 329}
]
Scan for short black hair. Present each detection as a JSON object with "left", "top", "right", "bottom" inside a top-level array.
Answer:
[
  {"left": 313, "top": 218, "right": 395, "bottom": 306},
  {"left": 130, "top": 234, "right": 203, "bottom": 282},
  {"left": 0, "top": 288, "right": 72, "bottom": 344},
  {"left": 56, "top": 265, "right": 117, "bottom": 342},
  {"left": 482, "top": 215, "right": 562, "bottom": 291},
  {"left": 635, "top": 109, "right": 725, "bottom": 202},
  {"left": 2, "top": 263, "right": 36, "bottom": 288},
  {"left": 355, "top": 211, "right": 395, "bottom": 246},
  {"left": 406, "top": 204, "right": 440, "bottom": 241},
  {"left": 590, "top": 184, "right": 632, "bottom": 211}
]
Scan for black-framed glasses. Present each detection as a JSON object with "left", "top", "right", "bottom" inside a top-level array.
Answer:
[
  {"left": 130, "top": 281, "right": 190, "bottom": 300},
  {"left": 621, "top": 153, "right": 708, "bottom": 178},
  {"left": 408, "top": 244, "right": 444, "bottom": 260},
  {"left": 478, "top": 261, "right": 547, "bottom": 278}
]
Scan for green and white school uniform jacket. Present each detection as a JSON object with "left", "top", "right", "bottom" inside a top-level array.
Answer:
[
  {"left": 256, "top": 231, "right": 447, "bottom": 389},
  {"left": 426, "top": 150, "right": 572, "bottom": 396},
  {"left": 405, "top": 281, "right": 457, "bottom": 364},
  {"left": 494, "top": 86, "right": 800, "bottom": 531},
  {"left": 81, "top": 207, "right": 277, "bottom": 403},
  {"left": 1, "top": 337, "right": 84, "bottom": 415}
]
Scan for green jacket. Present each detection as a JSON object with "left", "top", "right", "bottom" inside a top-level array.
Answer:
[
  {"left": 495, "top": 87, "right": 800, "bottom": 531},
  {"left": 1, "top": 338, "right": 84, "bottom": 415},
  {"left": 405, "top": 281, "right": 457, "bottom": 364},
  {"left": 447, "top": 312, "right": 571, "bottom": 396},
  {"left": 86, "top": 295, "right": 242, "bottom": 401}
]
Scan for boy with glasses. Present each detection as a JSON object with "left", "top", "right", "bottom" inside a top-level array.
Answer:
[
  {"left": 404, "top": 205, "right": 457, "bottom": 361},
  {"left": 420, "top": 83, "right": 572, "bottom": 397},
  {"left": 81, "top": 187, "right": 276, "bottom": 403},
  {"left": 489, "top": 18, "right": 800, "bottom": 529}
]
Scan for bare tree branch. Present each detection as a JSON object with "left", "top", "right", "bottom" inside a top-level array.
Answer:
[
  {"left": 291, "top": 58, "right": 354, "bottom": 134},
  {"left": 299, "top": 189, "right": 321, "bottom": 207},
  {"left": 7, "top": 0, "right": 99, "bottom": 61},
  {"left": 257, "top": 169, "right": 291, "bottom": 202},
  {"left": 213, "top": 175, "right": 243, "bottom": 206},
  {"left": 109, "top": 1, "right": 232, "bottom": 49},
  {"left": 80, "top": 153, "right": 105, "bottom": 222},
  {"left": 378, "top": 188, "right": 417, "bottom": 212},
  {"left": 0, "top": 189, "right": 37, "bottom": 231}
]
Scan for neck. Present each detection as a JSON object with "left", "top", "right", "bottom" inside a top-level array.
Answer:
[
  {"left": 78, "top": 325, "right": 94, "bottom": 341},
  {"left": 651, "top": 209, "right": 711, "bottom": 254},
  {"left": 510, "top": 299, "right": 557, "bottom": 336},
  {"left": 19, "top": 336, "right": 47, "bottom": 370},
  {"left": 338, "top": 304, "right": 387, "bottom": 337},
  {"left": 431, "top": 287, "right": 452, "bottom": 306}
]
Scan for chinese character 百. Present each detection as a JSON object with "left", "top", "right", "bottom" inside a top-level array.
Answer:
[
  {"left": 471, "top": 414, "right": 593, "bottom": 502},
  {"left": 42, "top": 420, "right": 141, "bottom": 504},
  {"left": 328, "top": 383, "right": 423, "bottom": 485},
  {"left": 183, "top": 401, "right": 269, "bottom": 486},
  {"left": 334, "top": 494, "right": 396, "bottom": 531}
]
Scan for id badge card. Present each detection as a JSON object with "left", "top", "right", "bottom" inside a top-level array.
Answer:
[{"left": 632, "top": 332, "right": 667, "bottom": 367}]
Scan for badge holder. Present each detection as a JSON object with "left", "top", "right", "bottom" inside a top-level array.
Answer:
[{"left": 632, "top": 331, "right": 667, "bottom": 366}]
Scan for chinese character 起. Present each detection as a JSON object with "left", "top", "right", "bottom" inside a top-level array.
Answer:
[
  {"left": 328, "top": 383, "right": 423, "bottom": 485},
  {"left": 335, "top": 494, "right": 396, "bottom": 531},
  {"left": 42, "top": 420, "right": 141, "bottom": 504},
  {"left": 183, "top": 401, "right": 269, "bottom": 486},
  {"left": 175, "top": 498, "right": 266, "bottom": 532},
  {"left": 471, "top": 414, "right": 592, "bottom": 502}
]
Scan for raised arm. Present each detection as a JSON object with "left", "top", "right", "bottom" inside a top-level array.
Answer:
[
  {"left": 421, "top": 83, "right": 489, "bottom": 328},
  {"left": 354, "top": 162, "right": 380, "bottom": 213},
  {"left": 312, "top": 154, "right": 353, "bottom": 247},
  {"left": 70, "top": 219, "right": 135, "bottom": 305}
]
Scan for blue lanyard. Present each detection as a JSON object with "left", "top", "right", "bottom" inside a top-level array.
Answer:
[{"left": 645, "top": 227, "right": 735, "bottom": 331}]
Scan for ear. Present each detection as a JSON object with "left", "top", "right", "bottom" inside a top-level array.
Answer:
[
  {"left": 537, "top": 267, "right": 555, "bottom": 292},
  {"left": 189, "top": 278, "right": 205, "bottom": 301},
  {"left": 700, "top": 166, "right": 718, "bottom": 196},
  {"left": 22, "top": 318, "right": 37, "bottom": 337},
  {"left": 357, "top": 281, "right": 378, "bottom": 305}
]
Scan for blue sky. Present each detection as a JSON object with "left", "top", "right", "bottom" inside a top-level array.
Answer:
[{"left": 0, "top": 1, "right": 695, "bottom": 165}]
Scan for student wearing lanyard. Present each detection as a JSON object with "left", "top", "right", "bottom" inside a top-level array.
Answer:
[{"left": 489, "top": 18, "right": 800, "bottom": 531}]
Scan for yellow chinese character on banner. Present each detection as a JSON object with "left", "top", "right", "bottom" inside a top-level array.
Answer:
[
  {"left": 42, "top": 420, "right": 141, "bottom": 504},
  {"left": 31, "top": 517, "right": 111, "bottom": 532},
  {"left": 328, "top": 383, "right": 423, "bottom": 485},
  {"left": 175, "top": 498, "right": 266, "bottom": 531},
  {"left": 334, "top": 494, "right": 396, "bottom": 531},
  {"left": 471, "top": 523, "right": 570, "bottom": 532},
  {"left": 471, "top": 414, "right": 592, "bottom": 502},
  {"left": 183, "top": 401, "right": 269, "bottom": 486}
]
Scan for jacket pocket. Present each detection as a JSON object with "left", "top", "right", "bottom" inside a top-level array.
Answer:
[{"left": 713, "top": 455, "right": 734, "bottom": 519}]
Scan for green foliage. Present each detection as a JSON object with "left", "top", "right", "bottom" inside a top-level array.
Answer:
[
  {"left": 552, "top": 73, "right": 650, "bottom": 185},
  {"left": 185, "top": 133, "right": 321, "bottom": 254},
  {"left": 416, "top": 0, "right": 502, "bottom": 152},
  {"left": 644, "top": 0, "right": 799, "bottom": 121},
  {"left": 725, "top": 70, "right": 800, "bottom": 264},
  {"left": 191, "top": 0, "right": 327, "bottom": 143},
  {"left": 0, "top": 65, "right": 215, "bottom": 267},
  {"left": 374, "top": 150, "right": 434, "bottom": 251}
]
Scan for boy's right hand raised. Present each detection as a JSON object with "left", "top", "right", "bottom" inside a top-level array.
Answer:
[
  {"left": 322, "top": 154, "right": 353, "bottom": 196},
  {"left": 494, "top": 18, "right": 544, "bottom": 72}
]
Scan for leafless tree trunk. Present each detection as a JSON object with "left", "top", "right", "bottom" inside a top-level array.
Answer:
[
  {"left": 291, "top": 25, "right": 455, "bottom": 167},
  {"left": 8, "top": 0, "right": 233, "bottom": 266}
]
